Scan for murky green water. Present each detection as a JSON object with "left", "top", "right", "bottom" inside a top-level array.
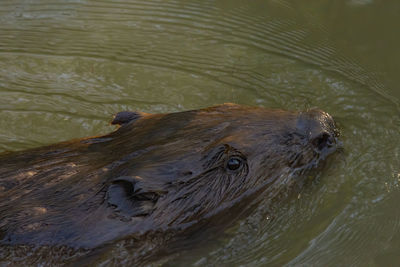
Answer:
[{"left": 0, "top": 0, "right": 399, "bottom": 266}]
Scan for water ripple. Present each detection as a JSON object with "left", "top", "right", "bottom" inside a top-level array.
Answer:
[{"left": 0, "top": 0, "right": 399, "bottom": 266}]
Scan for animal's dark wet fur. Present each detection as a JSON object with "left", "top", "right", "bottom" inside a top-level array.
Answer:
[{"left": 0, "top": 104, "right": 339, "bottom": 265}]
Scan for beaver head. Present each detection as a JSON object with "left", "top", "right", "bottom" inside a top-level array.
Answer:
[
  {"left": 0, "top": 104, "right": 338, "bottom": 249},
  {"left": 104, "top": 104, "right": 338, "bottom": 225}
]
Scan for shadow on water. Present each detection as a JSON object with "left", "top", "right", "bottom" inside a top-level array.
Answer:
[{"left": 0, "top": 0, "right": 399, "bottom": 266}]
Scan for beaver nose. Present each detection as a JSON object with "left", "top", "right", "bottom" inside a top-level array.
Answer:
[
  {"left": 311, "top": 131, "right": 335, "bottom": 151},
  {"left": 297, "top": 109, "right": 337, "bottom": 151}
]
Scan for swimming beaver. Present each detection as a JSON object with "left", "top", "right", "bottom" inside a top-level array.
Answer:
[{"left": 0, "top": 103, "right": 338, "bottom": 264}]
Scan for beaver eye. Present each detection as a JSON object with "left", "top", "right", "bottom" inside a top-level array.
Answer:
[{"left": 226, "top": 157, "right": 242, "bottom": 171}]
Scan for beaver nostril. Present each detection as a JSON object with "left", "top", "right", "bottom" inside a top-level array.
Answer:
[{"left": 312, "top": 132, "right": 333, "bottom": 151}]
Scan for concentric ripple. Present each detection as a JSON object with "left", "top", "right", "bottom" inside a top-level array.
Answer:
[{"left": 0, "top": 0, "right": 399, "bottom": 266}]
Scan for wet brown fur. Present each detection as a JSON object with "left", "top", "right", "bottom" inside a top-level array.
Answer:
[{"left": 0, "top": 104, "right": 338, "bottom": 264}]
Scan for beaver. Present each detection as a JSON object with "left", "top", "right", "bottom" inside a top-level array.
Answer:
[{"left": 0, "top": 103, "right": 338, "bottom": 264}]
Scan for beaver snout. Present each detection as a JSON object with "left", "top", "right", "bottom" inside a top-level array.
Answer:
[
  {"left": 311, "top": 131, "right": 335, "bottom": 151},
  {"left": 297, "top": 108, "right": 338, "bottom": 152}
]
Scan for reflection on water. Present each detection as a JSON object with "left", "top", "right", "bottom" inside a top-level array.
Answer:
[{"left": 0, "top": 0, "right": 399, "bottom": 266}]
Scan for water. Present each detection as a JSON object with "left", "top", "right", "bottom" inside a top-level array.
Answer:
[{"left": 0, "top": 0, "right": 399, "bottom": 265}]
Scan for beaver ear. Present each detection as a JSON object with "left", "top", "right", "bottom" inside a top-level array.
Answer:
[
  {"left": 111, "top": 111, "right": 145, "bottom": 125},
  {"left": 106, "top": 176, "right": 159, "bottom": 217}
]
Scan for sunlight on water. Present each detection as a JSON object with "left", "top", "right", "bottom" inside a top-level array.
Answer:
[{"left": 0, "top": 0, "right": 399, "bottom": 266}]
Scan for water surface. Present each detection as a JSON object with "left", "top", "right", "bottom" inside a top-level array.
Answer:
[{"left": 0, "top": 0, "right": 399, "bottom": 266}]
